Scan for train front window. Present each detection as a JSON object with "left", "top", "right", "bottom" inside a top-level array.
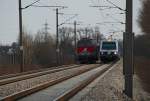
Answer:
[
  {"left": 77, "top": 39, "right": 96, "bottom": 47},
  {"left": 102, "top": 42, "right": 116, "bottom": 50}
]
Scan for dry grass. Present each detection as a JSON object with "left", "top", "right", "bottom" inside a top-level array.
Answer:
[
  {"left": 0, "top": 64, "right": 43, "bottom": 76},
  {"left": 134, "top": 56, "right": 150, "bottom": 93},
  {"left": 0, "top": 61, "right": 74, "bottom": 76}
]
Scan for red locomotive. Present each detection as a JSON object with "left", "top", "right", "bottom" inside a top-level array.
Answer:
[{"left": 76, "top": 38, "right": 98, "bottom": 63}]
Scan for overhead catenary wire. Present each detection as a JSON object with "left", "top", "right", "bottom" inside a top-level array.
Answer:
[
  {"left": 22, "top": 0, "right": 41, "bottom": 9},
  {"left": 105, "top": 0, "right": 126, "bottom": 11},
  {"left": 98, "top": 8, "right": 111, "bottom": 32},
  {"left": 31, "top": 5, "right": 68, "bottom": 9},
  {"left": 90, "top": 0, "right": 125, "bottom": 38},
  {"left": 59, "top": 14, "right": 78, "bottom": 26},
  {"left": 106, "top": 13, "right": 125, "bottom": 24}
]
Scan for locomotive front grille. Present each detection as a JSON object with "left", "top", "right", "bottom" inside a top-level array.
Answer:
[{"left": 103, "top": 52, "right": 108, "bottom": 55}]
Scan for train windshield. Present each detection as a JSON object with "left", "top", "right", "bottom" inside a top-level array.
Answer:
[
  {"left": 77, "top": 39, "right": 96, "bottom": 47},
  {"left": 102, "top": 42, "right": 116, "bottom": 50}
]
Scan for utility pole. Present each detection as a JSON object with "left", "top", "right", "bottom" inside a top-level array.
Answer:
[
  {"left": 19, "top": 0, "right": 24, "bottom": 72},
  {"left": 85, "top": 28, "right": 88, "bottom": 38},
  {"left": 124, "top": 0, "right": 134, "bottom": 98},
  {"left": 74, "top": 21, "right": 77, "bottom": 61},
  {"left": 96, "top": 32, "right": 99, "bottom": 43},
  {"left": 74, "top": 21, "right": 77, "bottom": 50},
  {"left": 56, "top": 8, "right": 59, "bottom": 65},
  {"left": 95, "top": 26, "right": 100, "bottom": 43}
]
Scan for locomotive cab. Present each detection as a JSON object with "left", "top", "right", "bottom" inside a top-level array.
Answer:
[{"left": 99, "top": 40, "right": 120, "bottom": 62}]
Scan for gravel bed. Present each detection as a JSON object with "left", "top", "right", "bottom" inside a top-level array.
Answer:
[
  {"left": 75, "top": 60, "right": 150, "bottom": 101},
  {"left": 80, "top": 60, "right": 133, "bottom": 101},
  {"left": 0, "top": 64, "right": 99, "bottom": 97}
]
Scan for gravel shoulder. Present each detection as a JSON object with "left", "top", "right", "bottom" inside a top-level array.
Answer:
[{"left": 71, "top": 60, "right": 150, "bottom": 101}]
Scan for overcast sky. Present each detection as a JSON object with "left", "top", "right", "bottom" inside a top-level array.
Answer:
[{"left": 0, "top": 0, "right": 142, "bottom": 45}]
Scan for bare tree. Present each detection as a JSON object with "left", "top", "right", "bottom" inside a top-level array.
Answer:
[
  {"left": 137, "top": 0, "right": 150, "bottom": 58},
  {"left": 22, "top": 29, "right": 34, "bottom": 64},
  {"left": 33, "top": 30, "right": 56, "bottom": 65},
  {"left": 139, "top": 0, "right": 150, "bottom": 36},
  {"left": 135, "top": 0, "right": 150, "bottom": 93},
  {"left": 59, "top": 27, "right": 74, "bottom": 64}
]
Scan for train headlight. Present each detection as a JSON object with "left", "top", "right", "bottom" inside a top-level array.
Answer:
[
  {"left": 101, "top": 52, "right": 103, "bottom": 55},
  {"left": 114, "top": 52, "right": 117, "bottom": 54}
]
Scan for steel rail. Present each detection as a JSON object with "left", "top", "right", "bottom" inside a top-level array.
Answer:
[
  {"left": 0, "top": 64, "right": 101, "bottom": 101},
  {"left": 0, "top": 64, "right": 75, "bottom": 80},
  {"left": 55, "top": 62, "right": 116, "bottom": 101},
  {"left": 0, "top": 64, "right": 82, "bottom": 86}
]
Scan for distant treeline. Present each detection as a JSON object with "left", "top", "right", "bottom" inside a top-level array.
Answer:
[{"left": 0, "top": 26, "right": 103, "bottom": 66}]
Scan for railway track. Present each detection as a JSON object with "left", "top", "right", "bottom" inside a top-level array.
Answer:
[
  {"left": 0, "top": 64, "right": 101, "bottom": 101},
  {"left": 0, "top": 64, "right": 76, "bottom": 80},
  {"left": 56, "top": 61, "right": 119, "bottom": 101},
  {"left": 0, "top": 61, "right": 119, "bottom": 101},
  {"left": 0, "top": 64, "right": 81, "bottom": 86}
]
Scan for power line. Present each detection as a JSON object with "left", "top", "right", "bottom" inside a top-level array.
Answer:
[
  {"left": 97, "top": 21, "right": 125, "bottom": 24},
  {"left": 59, "top": 14, "right": 78, "bottom": 26},
  {"left": 105, "top": 13, "right": 124, "bottom": 24},
  {"left": 105, "top": 0, "right": 126, "bottom": 11},
  {"left": 31, "top": 5, "right": 68, "bottom": 8},
  {"left": 22, "top": 0, "right": 41, "bottom": 9}
]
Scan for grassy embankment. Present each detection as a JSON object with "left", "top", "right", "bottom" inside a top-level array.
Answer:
[{"left": 135, "top": 56, "right": 150, "bottom": 93}]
